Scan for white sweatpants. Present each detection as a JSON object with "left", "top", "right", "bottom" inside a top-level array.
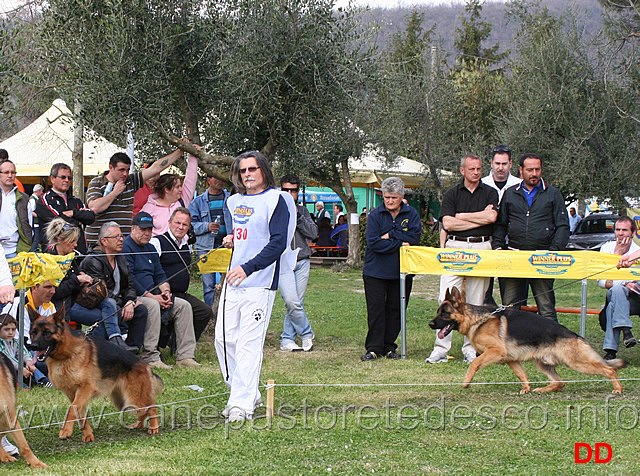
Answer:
[
  {"left": 215, "top": 286, "right": 275, "bottom": 415},
  {"left": 432, "top": 239, "right": 491, "bottom": 355}
]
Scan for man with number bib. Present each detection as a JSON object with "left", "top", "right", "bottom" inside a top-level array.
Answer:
[{"left": 217, "top": 151, "right": 296, "bottom": 422}]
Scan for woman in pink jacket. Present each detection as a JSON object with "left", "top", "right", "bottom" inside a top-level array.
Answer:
[{"left": 140, "top": 154, "right": 199, "bottom": 236}]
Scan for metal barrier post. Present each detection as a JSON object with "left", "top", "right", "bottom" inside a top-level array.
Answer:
[{"left": 580, "top": 278, "right": 588, "bottom": 337}]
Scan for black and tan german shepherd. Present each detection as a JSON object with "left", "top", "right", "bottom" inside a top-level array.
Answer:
[
  {"left": 28, "top": 305, "right": 163, "bottom": 442},
  {"left": 429, "top": 286, "right": 626, "bottom": 394},
  {"left": 0, "top": 353, "right": 47, "bottom": 468}
]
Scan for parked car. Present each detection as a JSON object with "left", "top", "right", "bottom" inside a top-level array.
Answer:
[{"left": 566, "top": 212, "right": 618, "bottom": 251}]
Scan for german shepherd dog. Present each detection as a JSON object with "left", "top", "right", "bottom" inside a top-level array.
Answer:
[
  {"left": 0, "top": 353, "right": 47, "bottom": 468},
  {"left": 429, "top": 287, "right": 626, "bottom": 394},
  {"left": 28, "top": 305, "right": 163, "bottom": 442}
]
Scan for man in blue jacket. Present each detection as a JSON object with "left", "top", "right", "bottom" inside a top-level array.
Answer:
[
  {"left": 361, "top": 177, "right": 421, "bottom": 361},
  {"left": 493, "top": 154, "right": 570, "bottom": 322},
  {"left": 188, "top": 174, "right": 232, "bottom": 307}
]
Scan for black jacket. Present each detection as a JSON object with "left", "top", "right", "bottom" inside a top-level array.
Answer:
[
  {"left": 493, "top": 179, "right": 570, "bottom": 251},
  {"left": 36, "top": 189, "right": 95, "bottom": 253},
  {"left": 79, "top": 244, "right": 137, "bottom": 307},
  {"left": 47, "top": 244, "right": 84, "bottom": 320}
]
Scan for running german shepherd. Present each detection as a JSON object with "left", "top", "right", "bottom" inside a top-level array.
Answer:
[
  {"left": 28, "top": 305, "right": 163, "bottom": 442},
  {"left": 0, "top": 353, "right": 47, "bottom": 468},
  {"left": 429, "top": 286, "right": 626, "bottom": 394}
]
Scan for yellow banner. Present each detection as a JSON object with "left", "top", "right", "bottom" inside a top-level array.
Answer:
[
  {"left": 7, "top": 252, "right": 75, "bottom": 289},
  {"left": 197, "top": 248, "right": 232, "bottom": 274},
  {"left": 400, "top": 246, "right": 640, "bottom": 281}
]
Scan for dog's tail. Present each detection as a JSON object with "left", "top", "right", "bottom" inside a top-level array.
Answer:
[
  {"left": 605, "top": 358, "right": 627, "bottom": 370},
  {"left": 152, "top": 373, "right": 164, "bottom": 395}
]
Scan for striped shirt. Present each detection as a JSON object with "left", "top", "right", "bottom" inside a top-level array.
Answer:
[
  {"left": 85, "top": 172, "right": 143, "bottom": 245},
  {"left": 0, "top": 337, "right": 31, "bottom": 372}
]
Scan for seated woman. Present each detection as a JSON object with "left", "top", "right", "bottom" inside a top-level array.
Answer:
[
  {"left": 315, "top": 217, "right": 334, "bottom": 247},
  {"left": 330, "top": 215, "right": 349, "bottom": 250},
  {"left": 45, "top": 218, "right": 137, "bottom": 352},
  {"left": 140, "top": 153, "right": 198, "bottom": 236}
]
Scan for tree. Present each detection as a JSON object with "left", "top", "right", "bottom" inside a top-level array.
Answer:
[
  {"left": 498, "top": 1, "right": 638, "bottom": 206},
  {"left": 453, "top": 0, "right": 507, "bottom": 70},
  {"left": 372, "top": 9, "right": 457, "bottom": 202}
]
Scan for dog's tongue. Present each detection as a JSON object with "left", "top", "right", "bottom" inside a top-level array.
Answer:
[
  {"left": 438, "top": 324, "right": 452, "bottom": 340},
  {"left": 34, "top": 349, "right": 48, "bottom": 362}
]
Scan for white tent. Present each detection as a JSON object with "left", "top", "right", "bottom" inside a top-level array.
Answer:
[{"left": 0, "top": 99, "right": 120, "bottom": 177}]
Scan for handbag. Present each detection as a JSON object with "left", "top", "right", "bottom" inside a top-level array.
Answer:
[{"left": 75, "top": 279, "right": 108, "bottom": 309}]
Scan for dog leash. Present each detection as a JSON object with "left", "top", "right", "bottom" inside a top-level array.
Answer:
[
  {"left": 83, "top": 245, "right": 224, "bottom": 335},
  {"left": 489, "top": 263, "right": 624, "bottom": 315}
]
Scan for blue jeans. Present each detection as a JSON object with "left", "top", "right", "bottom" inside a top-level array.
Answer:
[
  {"left": 198, "top": 250, "right": 219, "bottom": 308},
  {"left": 70, "top": 297, "right": 121, "bottom": 338},
  {"left": 603, "top": 285, "right": 640, "bottom": 351},
  {"left": 279, "top": 258, "right": 313, "bottom": 345}
]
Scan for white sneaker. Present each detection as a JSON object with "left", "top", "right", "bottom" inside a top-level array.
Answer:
[
  {"left": 463, "top": 352, "right": 477, "bottom": 364},
  {"left": 425, "top": 351, "right": 449, "bottom": 364},
  {"left": 227, "top": 408, "right": 252, "bottom": 422},
  {"left": 222, "top": 400, "right": 262, "bottom": 419},
  {"left": 302, "top": 338, "right": 314, "bottom": 352},
  {"left": 280, "top": 342, "right": 302, "bottom": 352},
  {"left": 1, "top": 436, "right": 19, "bottom": 456}
]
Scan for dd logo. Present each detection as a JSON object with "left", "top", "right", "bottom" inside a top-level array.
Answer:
[{"left": 574, "top": 443, "right": 612, "bottom": 463}]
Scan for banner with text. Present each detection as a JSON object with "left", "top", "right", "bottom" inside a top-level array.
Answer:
[{"left": 400, "top": 246, "right": 640, "bottom": 281}]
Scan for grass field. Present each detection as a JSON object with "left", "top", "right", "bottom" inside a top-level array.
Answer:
[{"left": 4, "top": 268, "right": 640, "bottom": 474}]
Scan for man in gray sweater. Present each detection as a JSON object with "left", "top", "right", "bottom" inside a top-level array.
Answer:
[{"left": 278, "top": 175, "right": 318, "bottom": 352}]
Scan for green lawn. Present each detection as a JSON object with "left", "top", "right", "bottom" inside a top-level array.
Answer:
[{"left": 4, "top": 269, "right": 640, "bottom": 474}]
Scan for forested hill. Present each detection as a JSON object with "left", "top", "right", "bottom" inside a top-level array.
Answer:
[{"left": 363, "top": 0, "right": 604, "bottom": 56}]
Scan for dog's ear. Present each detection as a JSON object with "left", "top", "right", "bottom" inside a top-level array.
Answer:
[
  {"left": 445, "top": 288, "right": 452, "bottom": 301},
  {"left": 450, "top": 286, "right": 460, "bottom": 301},
  {"left": 460, "top": 280, "right": 467, "bottom": 303},
  {"left": 52, "top": 304, "right": 65, "bottom": 326}
]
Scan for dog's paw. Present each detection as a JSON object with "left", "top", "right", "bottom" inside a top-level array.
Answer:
[
  {"left": 519, "top": 388, "right": 531, "bottom": 395},
  {"left": 461, "top": 383, "right": 470, "bottom": 389},
  {"left": 26, "top": 457, "right": 48, "bottom": 469},
  {"left": 148, "top": 427, "right": 160, "bottom": 435},
  {"left": 59, "top": 429, "right": 73, "bottom": 440},
  {"left": 0, "top": 454, "right": 17, "bottom": 464},
  {"left": 612, "top": 389, "right": 623, "bottom": 394},
  {"left": 81, "top": 433, "right": 95, "bottom": 443},
  {"left": 128, "top": 422, "right": 143, "bottom": 430}
]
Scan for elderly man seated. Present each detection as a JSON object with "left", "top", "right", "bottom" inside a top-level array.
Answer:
[{"left": 599, "top": 216, "right": 639, "bottom": 360}]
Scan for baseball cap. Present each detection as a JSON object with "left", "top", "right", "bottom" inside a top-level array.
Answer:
[{"left": 132, "top": 211, "right": 154, "bottom": 229}]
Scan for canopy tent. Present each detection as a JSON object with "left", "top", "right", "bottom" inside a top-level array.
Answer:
[
  {"left": 0, "top": 99, "right": 119, "bottom": 179},
  {"left": 347, "top": 154, "right": 428, "bottom": 188}
]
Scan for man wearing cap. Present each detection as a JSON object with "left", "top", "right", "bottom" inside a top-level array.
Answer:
[
  {"left": 150, "top": 207, "right": 213, "bottom": 340},
  {"left": 123, "top": 211, "right": 199, "bottom": 369},
  {"left": 425, "top": 154, "right": 498, "bottom": 364},
  {"left": 36, "top": 163, "right": 95, "bottom": 254}
]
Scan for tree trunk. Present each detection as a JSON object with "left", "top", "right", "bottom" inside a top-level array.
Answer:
[{"left": 72, "top": 100, "right": 84, "bottom": 200}]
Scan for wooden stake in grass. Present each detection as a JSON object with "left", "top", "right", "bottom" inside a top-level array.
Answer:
[{"left": 266, "top": 379, "right": 275, "bottom": 420}]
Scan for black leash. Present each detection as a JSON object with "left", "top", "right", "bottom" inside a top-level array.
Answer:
[
  {"left": 83, "top": 246, "right": 224, "bottom": 335},
  {"left": 490, "top": 263, "right": 624, "bottom": 315}
]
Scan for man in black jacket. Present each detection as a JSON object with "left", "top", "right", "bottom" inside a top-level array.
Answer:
[
  {"left": 36, "top": 163, "right": 95, "bottom": 253},
  {"left": 150, "top": 208, "right": 212, "bottom": 341},
  {"left": 78, "top": 222, "right": 149, "bottom": 351},
  {"left": 493, "top": 154, "right": 570, "bottom": 322}
]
